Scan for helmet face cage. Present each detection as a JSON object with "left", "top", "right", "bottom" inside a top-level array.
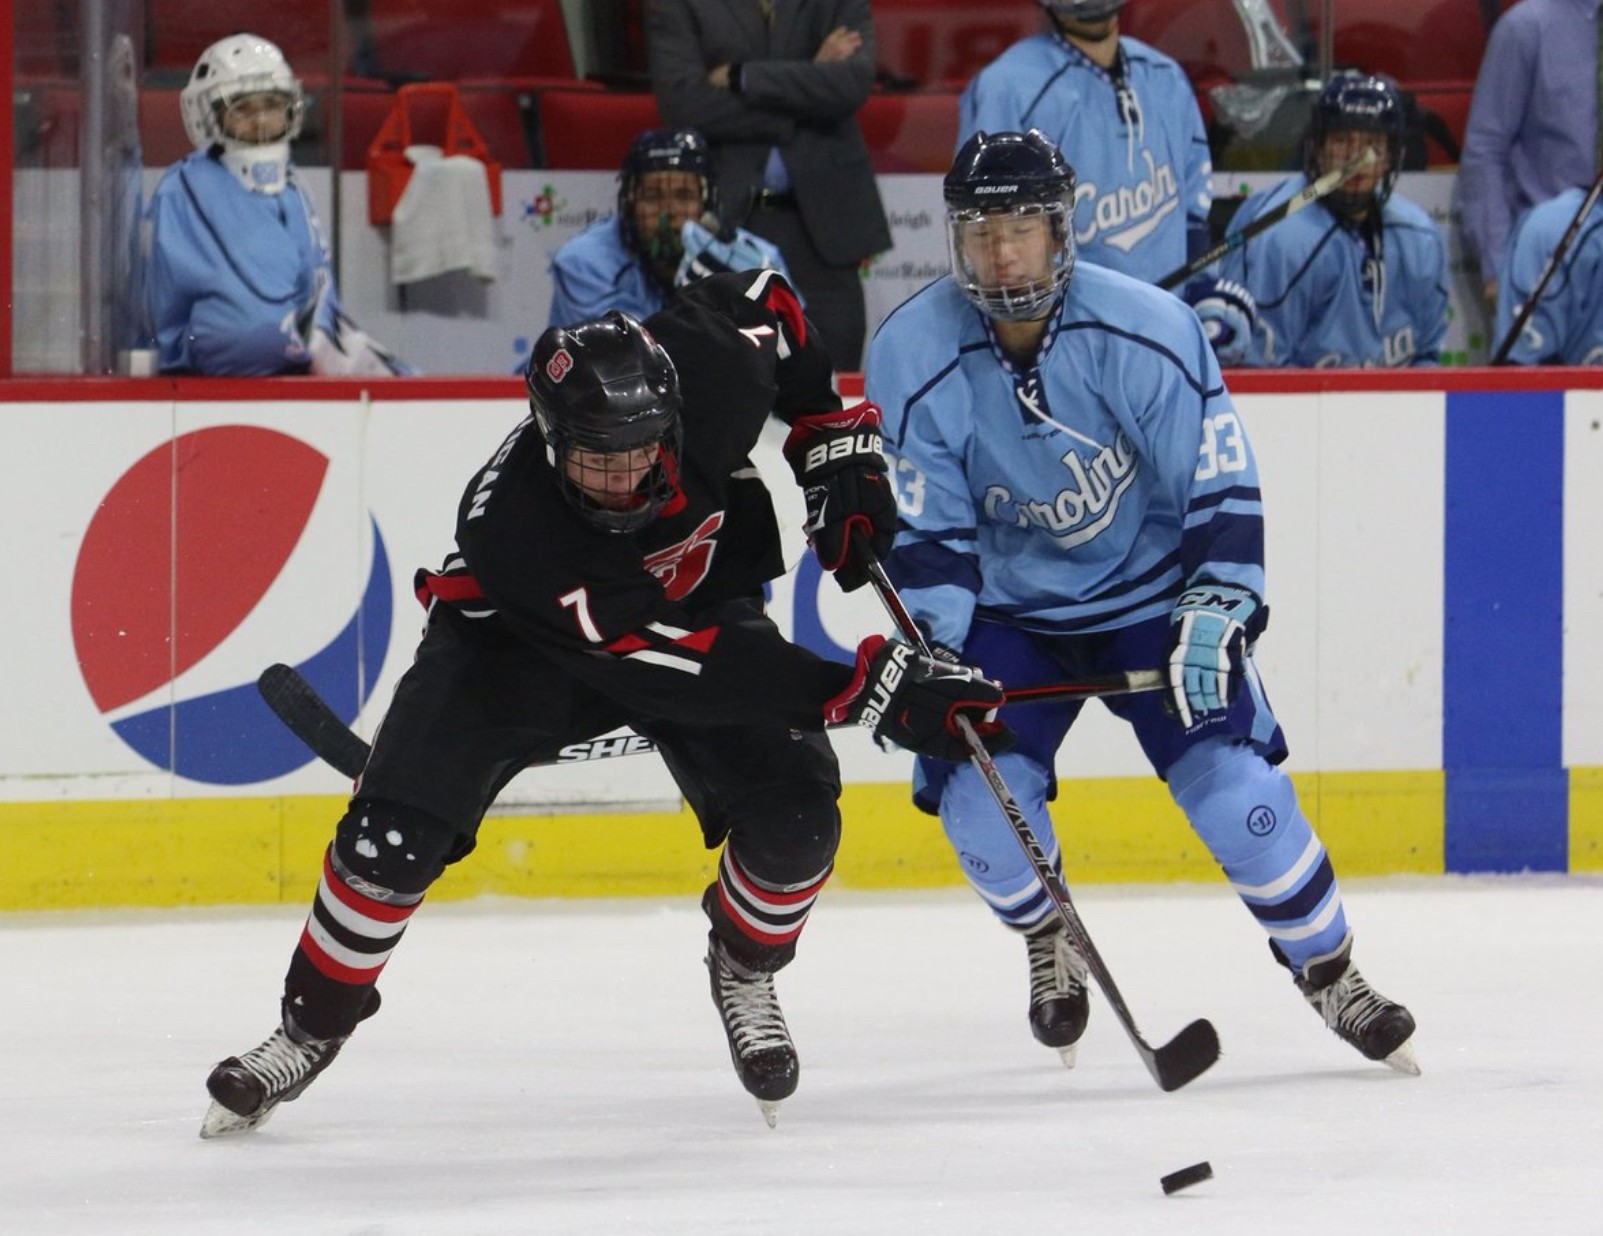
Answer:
[
  {"left": 526, "top": 313, "right": 684, "bottom": 535},
  {"left": 944, "top": 130, "right": 1078, "bottom": 322},
  {"left": 1038, "top": 0, "right": 1128, "bottom": 24},
  {"left": 1303, "top": 74, "right": 1406, "bottom": 219},
  {"left": 180, "top": 33, "right": 304, "bottom": 151},
  {"left": 617, "top": 129, "right": 715, "bottom": 267}
]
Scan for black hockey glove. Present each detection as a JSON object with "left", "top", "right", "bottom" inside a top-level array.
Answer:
[
  {"left": 782, "top": 404, "right": 896, "bottom": 593},
  {"left": 824, "top": 636, "right": 1014, "bottom": 762}
]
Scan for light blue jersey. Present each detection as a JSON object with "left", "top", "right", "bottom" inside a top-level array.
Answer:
[
  {"left": 865, "top": 266, "right": 1362, "bottom": 980},
  {"left": 145, "top": 151, "right": 337, "bottom": 375},
  {"left": 958, "top": 34, "right": 1211, "bottom": 284},
  {"left": 1218, "top": 177, "right": 1448, "bottom": 368},
  {"left": 867, "top": 264, "right": 1263, "bottom": 654},
  {"left": 1495, "top": 187, "right": 1603, "bottom": 365},
  {"left": 547, "top": 217, "right": 789, "bottom": 330}
]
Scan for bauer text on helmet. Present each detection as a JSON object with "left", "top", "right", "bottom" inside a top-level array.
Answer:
[{"left": 945, "top": 130, "right": 1078, "bottom": 322}]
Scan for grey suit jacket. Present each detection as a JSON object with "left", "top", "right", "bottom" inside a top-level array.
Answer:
[{"left": 647, "top": 0, "right": 892, "bottom": 266}]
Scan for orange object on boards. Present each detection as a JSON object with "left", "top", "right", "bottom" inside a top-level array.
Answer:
[{"left": 366, "top": 83, "right": 504, "bottom": 225}]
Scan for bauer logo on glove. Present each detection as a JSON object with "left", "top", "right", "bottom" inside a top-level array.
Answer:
[
  {"left": 782, "top": 404, "right": 896, "bottom": 592},
  {"left": 825, "top": 636, "right": 1014, "bottom": 762}
]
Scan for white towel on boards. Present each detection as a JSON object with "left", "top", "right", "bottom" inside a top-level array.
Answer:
[{"left": 389, "top": 145, "right": 497, "bottom": 285}]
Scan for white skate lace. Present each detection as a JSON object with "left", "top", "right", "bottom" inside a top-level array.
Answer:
[
  {"left": 1319, "top": 970, "right": 1392, "bottom": 1035},
  {"left": 1027, "top": 928, "right": 1088, "bottom": 1006},
  {"left": 714, "top": 962, "right": 792, "bottom": 1054},
  {"left": 238, "top": 1028, "right": 323, "bottom": 1096}
]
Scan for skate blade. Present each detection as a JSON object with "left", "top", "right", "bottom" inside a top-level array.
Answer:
[
  {"left": 756, "top": 1099, "right": 781, "bottom": 1129},
  {"left": 1382, "top": 1037, "right": 1421, "bottom": 1076},
  {"left": 199, "top": 1097, "right": 278, "bottom": 1139}
]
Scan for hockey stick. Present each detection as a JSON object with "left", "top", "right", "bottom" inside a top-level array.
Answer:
[
  {"left": 853, "top": 536, "right": 1220, "bottom": 1092},
  {"left": 257, "top": 662, "right": 1167, "bottom": 784},
  {"left": 1156, "top": 146, "right": 1380, "bottom": 290},
  {"left": 1490, "top": 169, "right": 1603, "bottom": 365}
]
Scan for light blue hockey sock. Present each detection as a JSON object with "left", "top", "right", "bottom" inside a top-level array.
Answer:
[
  {"left": 938, "top": 753, "right": 1062, "bottom": 931},
  {"left": 1168, "top": 739, "right": 1349, "bottom": 971}
]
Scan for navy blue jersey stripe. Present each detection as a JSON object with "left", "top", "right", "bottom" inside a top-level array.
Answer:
[{"left": 889, "top": 540, "right": 983, "bottom": 594}]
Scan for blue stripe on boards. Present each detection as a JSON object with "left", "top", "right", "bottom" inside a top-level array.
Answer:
[{"left": 1443, "top": 390, "right": 1567, "bottom": 873}]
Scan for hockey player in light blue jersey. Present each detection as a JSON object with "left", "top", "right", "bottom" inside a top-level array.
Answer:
[
  {"left": 547, "top": 128, "right": 790, "bottom": 329},
  {"left": 1494, "top": 186, "right": 1603, "bottom": 365},
  {"left": 866, "top": 129, "right": 1419, "bottom": 1075},
  {"left": 145, "top": 34, "right": 408, "bottom": 377},
  {"left": 956, "top": 1, "right": 1211, "bottom": 285},
  {"left": 1217, "top": 73, "right": 1448, "bottom": 368}
]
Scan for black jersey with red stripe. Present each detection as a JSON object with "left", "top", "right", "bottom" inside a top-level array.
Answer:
[{"left": 416, "top": 270, "right": 855, "bottom": 730}]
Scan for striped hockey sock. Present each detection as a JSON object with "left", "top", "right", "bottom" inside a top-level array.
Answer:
[
  {"left": 284, "top": 845, "right": 423, "bottom": 1039},
  {"left": 712, "top": 849, "right": 832, "bottom": 964}
]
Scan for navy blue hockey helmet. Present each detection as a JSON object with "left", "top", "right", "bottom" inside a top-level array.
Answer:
[
  {"left": 944, "top": 129, "right": 1078, "bottom": 322},
  {"left": 526, "top": 312, "right": 683, "bottom": 534},
  {"left": 1037, "top": 0, "right": 1128, "bottom": 25},
  {"left": 618, "top": 128, "right": 716, "bottom": 264},
  {"left": 1303, "top": 73, "right": 1406, "bottom": 220}
]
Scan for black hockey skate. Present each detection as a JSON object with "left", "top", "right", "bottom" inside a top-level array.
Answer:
[
  {"left": 706, "top": 937, "right": 798, "bottom": 1128},
  {"left": 1025, "top": 920, "right": 1090, "bottom": 1067},
  {"left": 199, "top": 994, "right": 379, "bottom": 1138},
  {"left": 1279, "top": 937, "right": 1420, "bottom": 1075}
]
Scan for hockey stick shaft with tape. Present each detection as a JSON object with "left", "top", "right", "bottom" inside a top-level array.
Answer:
[
  {"left": 258, "top": 663, "right": 1167, "bottom": 784},
  {"left": 1490, "top": 167, "right": 1603, "bottom": 365},
  {"left": 1157, "top": 146, "right": 1380, "bottom": 291},
  {"left": 853, "top": 534, "right": 1219, "bottom": 1091}
]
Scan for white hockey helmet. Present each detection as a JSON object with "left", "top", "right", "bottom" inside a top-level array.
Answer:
[{"left": 180, "top": 33, "right": 305, "bottom": 151}]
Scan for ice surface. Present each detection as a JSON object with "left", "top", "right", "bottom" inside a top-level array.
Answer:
[{"left": 2, "top": 876, "right": 1598, "bottom": 1234}]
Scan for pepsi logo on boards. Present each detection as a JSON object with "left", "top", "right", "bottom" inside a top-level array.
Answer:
[{"left": 71, "top": 426, "right": 392, "bottom": 785}]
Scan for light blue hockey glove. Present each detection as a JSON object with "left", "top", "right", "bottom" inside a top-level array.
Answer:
[
  {"left": 1167, "top": 583, "right": 1261, "bottom": 728},
  {"left": 675, "top": 218, "right": 776, "bottom": 288},
  {"left": 1182, "top": 276, "right": 1258, "bottom": 367}
]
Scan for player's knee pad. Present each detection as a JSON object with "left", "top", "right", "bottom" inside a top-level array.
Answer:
[
  {"left": 723, "top": 784, "right": 840, "bottom": 888},
  {"left": 332, "top": 799, "right": 463, "bottom": 896},
  {"left": 1166, "top": 738, "right": 1312, "bottom": 875},
  {"left": 939, "top": 754, "right": 1062, "bottom": 925},
  {"left": 941, "top": 752, "right": 1052, "bottom": 860}
]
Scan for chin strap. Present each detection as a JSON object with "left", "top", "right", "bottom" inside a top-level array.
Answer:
[{"left": 219, "top": 139, "right": 291, "bottom": 195}]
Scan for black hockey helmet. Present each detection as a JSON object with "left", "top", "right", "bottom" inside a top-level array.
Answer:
[
  {"left": 526, "top": 312, "right": 683, "bottom": 534},
  {"left": 1037, "top": 0, "right": 1127, "bottom": 24},
  {"left": 944, "top": 129, "right": 1077, "bottom": 321},
  {"left": 618, "top": 128, "right": 716, "bottom": 262},
  {"left": 1303, "top": 72, "right": 1406, "bottom": 220}
]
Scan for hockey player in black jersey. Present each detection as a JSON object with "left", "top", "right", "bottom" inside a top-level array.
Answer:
[{"left": 200, "top": 269, "right": 1012, "bottom": 1137}]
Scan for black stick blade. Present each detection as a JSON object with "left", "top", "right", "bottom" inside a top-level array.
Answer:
[
  {"left": 257, "top": 663, "right": 372, "bottom": 780},
  {"left": 1145, "top": 1019, "right": 1221, "bottom": 1092}
]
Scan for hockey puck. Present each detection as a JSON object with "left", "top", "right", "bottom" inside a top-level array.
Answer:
[{"left": 1160, "top": 1161, "right": 1213, "bottom": 1195}]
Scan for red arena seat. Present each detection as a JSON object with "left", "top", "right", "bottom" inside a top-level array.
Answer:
[
  {"left": 1410, "top": 80, "right": 1476, "bottom": 167},
  {"left": 537, "top": 89, "right": 660, "bottom": 170},
  {"left": 1119, "top": 0, "right": 1517, "bottom": 91},
  {"left": 15, "top": 0, "right": 79, "bottom": 78},
  {"left": 871, "top": 0, "right": 1043, "bottom": 89},
  {"left": 361, "top": 0, "right": 576, "bottom": 82},
  {"left": 137, "top": 89, "right": 195, "bottom": 167},
  {"left": 145, "top": 1, "right": 336, "bottom": 74},
  {"left": 858, "top": 91, "right": 961, "bottom": 173}
]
